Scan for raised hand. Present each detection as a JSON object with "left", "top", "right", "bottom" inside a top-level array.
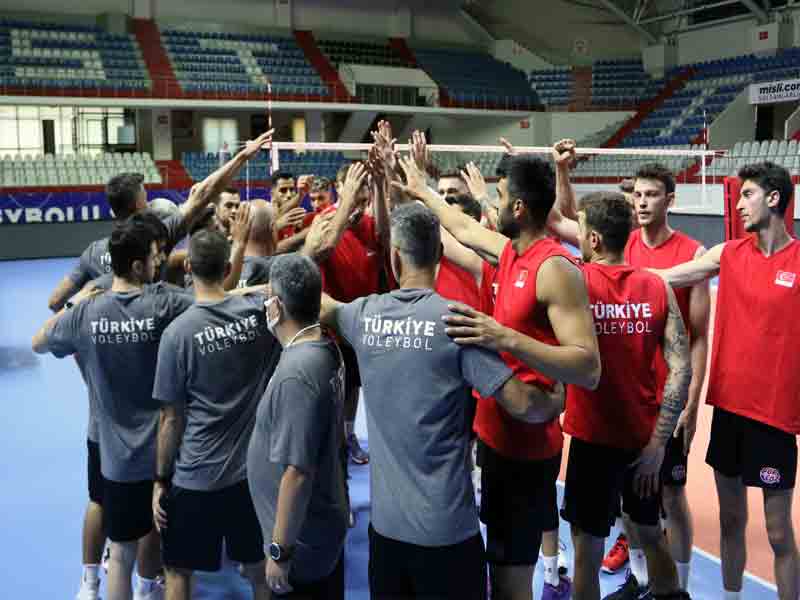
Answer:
[
  {"left": 499, "top": 137, "right": 518, "bottom": 156},
  {"left": 391, "top": 154, "right": 429, "bottom": 200},
  {"left": 552, "top": 138, "right": 577, "bottom": 169},
  {"left": 339, "top": 162, "right": 368, "bottom": 209},
  {"left": 371, "top": 120, "right": 397, "bottom": 172},
  {"left": 274, "top": 206, "right": 307, "bottom": 232},
  {"left": 240, "top": 129, "right": 274, "bottom": 160},
  {"left": 460, "top": 162, "right": 489, "bottom": 203},
  {"left": 411, "top": 130, "right": 432, "bottom": 174},
  {"left": 229, "top": 201, "right": 253, "bottom": 246}
]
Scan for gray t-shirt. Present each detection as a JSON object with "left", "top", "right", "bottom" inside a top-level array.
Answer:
[
  {"left": 68, "top": 213, "right": 184, "bottom": 289},
  {"left": 238, "top": 255, "right": 274, "bottom": 288},
  {"left": 336, "top": 288, "right": 513, "bottom": 547},
  {"left": 45, "top": 282, "right": 194, "bottom": 482},
  {"left": 154, "top": 293, "right": 281, "bottom": 491},
  {"left": 247, "top": 339, "right": 348, "bottom": 583}
]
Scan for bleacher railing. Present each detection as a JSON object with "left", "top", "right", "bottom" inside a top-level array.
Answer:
[{"left": 0, "top": 76, "right": 543, "bottom": 112}]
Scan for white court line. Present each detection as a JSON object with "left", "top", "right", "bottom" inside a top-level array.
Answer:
[{"left": 553, "top": 480, "right": 777, "bottom": 591}]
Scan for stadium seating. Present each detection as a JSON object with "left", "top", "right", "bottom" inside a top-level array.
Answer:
[
  {"left": 431, "top": 151, "right": 503, "bottom": 179},
  {"left": 528, "top": 67, "right": 573, "bottom": 106},
  {"left": 709, "top": 139, "right": 800, "bottom": 177},
  {"left": 161, "top": 29, "right": 329, "bottom": 97},
  {"left": 0, "top": 152, "right": 160, "bottom": 187},
  {"left": 619, "top": 47, "right": 800, "bottom": 148},
  {"left": 0, "top": 18, "right": 150, "bottom": 92},
  {"left": 181, "top": 150, "right": 347, "bottom": 182},
  {"left": 413, "top": 47, "right": 541, "bottom": 109},
  {"left": 317, "top": 39, "right": 413, "bottom": 69},
  {"left": 591, "top": 59, "right": 662, "bottom": 107},
  {"left": 570, "top": 145, "right": 704, "bottom": 178}
]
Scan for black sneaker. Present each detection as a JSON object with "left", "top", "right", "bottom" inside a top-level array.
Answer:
[{"left": 602, "top": 571, "right": 652, "bottom": 600}]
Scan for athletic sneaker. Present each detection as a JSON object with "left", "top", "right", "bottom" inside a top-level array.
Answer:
[
  {"left": 558, "top": 537, "right": 569, "bottom": 574},
  {"left": 133, "top": 578, "right": 164, "bottom": 600},
  {"left": 76, "top": 582, "right": 100, "bottom": 600},
  {"left": 602, "top": 533, "right": 630, "bottom": 574},
  {"left": 347, "top": 433, "right": 369, "bottom": 465},
  {"left": 349, "top": 509, "right": 356, "bottom": 528},
  {"left": 541, "top": 575, "right": 572, "bottom": 600},
  {"left": 602, "top": 571, "right": 651, "bottom": 600},
  {"left": 101, "top": 546, "right": 110, "bottom": 573}
]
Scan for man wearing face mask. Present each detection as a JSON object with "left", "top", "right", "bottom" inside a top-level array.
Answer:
[
  {"left": 152, "top": 229, "right": 282, "bottom": 600},
  {"left": 248, "top": 254, "right": 349, "bottom": 599}
]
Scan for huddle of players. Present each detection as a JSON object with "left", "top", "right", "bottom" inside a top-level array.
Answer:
[{"left": 34, "top": 121, "right": 800, "bottom": 600}]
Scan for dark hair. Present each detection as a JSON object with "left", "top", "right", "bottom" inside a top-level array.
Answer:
[
  {"left": 506, "top": 155, "right": 556, "bottom": 229},
  {"left": 134, "top": 210, "right": 169, "bottom": 244},
  {"left": 579, "top": 191, "right": 633, "bottom": 254},
  {"left": 446, "top": 194, "right": 482, "bottom": 221},
  {"left": 222, "top": 187, "right": 239, "bottom": 196},
  {"left": 108, "top": 216, "right": 157, "bottom": 278},
  {"left": 310, "top": 176, "right": 332, "bottom": 193},
  {"left": 496, "top": 154, "right": 512, "bottom": 178},
  {"left": 106, "top": 172, "right": 145, "bottom": 220},
  {"left": 390, "top": 203, "right": 441, "bottom": 268},
  {"left": 439, "top": 164, "right": 467, "bottom": 180},
  {"left": 619, "top": 178, "right": 635, "bottom": 194},
  {"left": 635, "top": 163, "right": 675, "bottom": 195},
  {"left": 188, "top": 229, "right": 230, "bottom": 283},
  {"left": 738, "top": 161, "right": 793, "bottom": 215},
  {"left": 270, "top": 171, "right": 295, "bottom": 187},
  {"left": 269, "top": 254, "right": 322, "bottom": 326}
]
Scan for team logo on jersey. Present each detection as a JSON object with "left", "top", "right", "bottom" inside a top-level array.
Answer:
[
  {"left": 760, "top": 467, "right": 782, "bottom": 485},
  {"left": 671, "top": 465, "right": 686, "bottom": 482},
  {"left": 515, "top": 269, "right": 529, "bottom": 288},
  {"left": 775, "top": 271, "right": 796, "bottom": 288}
]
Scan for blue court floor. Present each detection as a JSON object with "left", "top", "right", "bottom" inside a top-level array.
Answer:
[{"left": 0, "top": 258, "right": 776, "bottom": 599}]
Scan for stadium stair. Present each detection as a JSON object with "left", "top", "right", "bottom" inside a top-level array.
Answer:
[
  {"left": 133, "top": 19, "right": 178, "bottom": 97},
  {"left": 603, "top": 67, "right": 696, "bottom": 148},
  {"left": 293, "top": 30, "right": 352, "bottom": 101}
]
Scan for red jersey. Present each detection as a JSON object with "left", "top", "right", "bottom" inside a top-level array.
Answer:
[
  {"left": 564, "top": 264, "right": 669, "bottom": 449},
  {"left": 706, "top": 237, "right": 800, "bottom": 434},
  {"left": 474, "top": 238, "right": 575, "bottom": 461},
  {"left": 320, "top": 210, "right": 382, "bottom": 302},
  {"left": 435, "top": 257, "right": 481, "bottom": 310},
  {"left": 479, "top": 261, "right": 499, "bottom": 315},
  {"left": 625, "top": 228, "right": 702, "bottom": 402}
]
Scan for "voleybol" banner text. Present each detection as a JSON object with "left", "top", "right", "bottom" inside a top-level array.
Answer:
[{"left": 749, "top": 78, "right": 800, "bottom": 104}]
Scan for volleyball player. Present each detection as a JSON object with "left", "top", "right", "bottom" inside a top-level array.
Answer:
[
  {"left": 320, "top": 202, "right": 567, "bottom": 599},
  {"left": 560, "top": 191, "right": 691, "bottom": 600},
  {"left": 547, "top": 144, "right": 709, "bottom": 596},
  {"left": 395, "top": 146, "right": 601, "bottom": 600},
  {"left": 654, "top": 162, "right": 800, "bottom": 600},
  {"left": 152, "top": 229, "right": 281, "bottom": 600},
  {"left": 33, "top": 217, "right": 196, "bottom": 600}
]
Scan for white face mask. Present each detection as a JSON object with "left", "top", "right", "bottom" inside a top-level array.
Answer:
[{"left": 264, "top": 296, "right": 281, "bottom": 335}]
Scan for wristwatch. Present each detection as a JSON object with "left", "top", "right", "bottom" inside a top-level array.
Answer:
[{"left": 268, "top": 542, "right": 294, "bottom": 563}]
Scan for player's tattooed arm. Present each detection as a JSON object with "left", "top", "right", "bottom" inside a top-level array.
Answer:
[{"left": 653, "top": 283, "right": 692, "bottom": 445}]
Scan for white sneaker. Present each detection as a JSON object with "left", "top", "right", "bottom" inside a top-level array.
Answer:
[
  {"left": 133, "top": 579, "right": 164, "bottom": 600},
  {"left": 101, "top": 546, "right": 111, "bottom": 574},
  {"left": 76, "top": 582, "right": 100, "bottom": 600}
]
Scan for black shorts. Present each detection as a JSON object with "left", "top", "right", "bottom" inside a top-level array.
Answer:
[
  {"left": 368, "top": 524, "right": 486, "bottom": 600},
  {"left": 661, "top": 434, "right": 688, "bottom": 487},
  {"left": 561, "top": 438, "right": 661, "bottom": 539},
  {"left": 87, "top": 439, "right": 104, "bottom": 505},
  {"left": 283, "top": 551, "right": 344, "bottom": 600},
  {"left": 103, "top": 479, "right": 154, "bottom": 542},
  {"left": 162, "top": 479, "right": 264, "bottom": 571},
  {"left": 340, "top": 342, "right": 361, "bottom": 392},
  {"left": 477, "top": 440, "right": 560, "bottom": 565},
  {"left": 706, "top": 407, "right": 797, "bottom": 490}
]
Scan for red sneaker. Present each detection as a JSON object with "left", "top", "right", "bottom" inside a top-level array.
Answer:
[{"left": 602, "top": 534, "right": 630, "bottom": 574}]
